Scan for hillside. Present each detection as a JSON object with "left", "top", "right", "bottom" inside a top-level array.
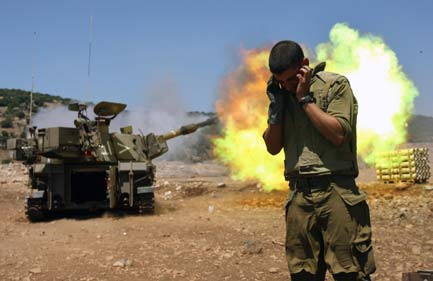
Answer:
[
  {"left": 0, "top": 88, "right": 72, "bottom": 144},
  {"left": 1, "top": 88, "right": 433, "bottom": 146},
  {"left": 407, "top": 114, "right": 433, "bottom": 142}
]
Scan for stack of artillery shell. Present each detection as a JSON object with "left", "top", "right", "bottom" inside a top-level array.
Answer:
[{"left": 376, "top": 148, "right": 431, "bottom": 184}]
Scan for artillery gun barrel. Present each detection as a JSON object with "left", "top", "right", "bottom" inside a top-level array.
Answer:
[{"left": 161, "top": 117, "right": 217, "bottom": 140}]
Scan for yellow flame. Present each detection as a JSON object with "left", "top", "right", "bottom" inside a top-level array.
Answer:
[
  {"left": 214, "top": 23, "right": 418, "bottom": 191},
  {"left": 316, "top": 23, "right": 418, "bottom": 164},
  {"left": 214, "top": 48, "right": 286, "bottom": 191}
]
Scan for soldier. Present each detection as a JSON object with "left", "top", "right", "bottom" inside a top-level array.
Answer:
[{"left": 262, "top": 40, "right": 376, "bottom": 281}]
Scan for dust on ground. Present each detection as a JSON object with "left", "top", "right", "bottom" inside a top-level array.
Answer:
[{"left": 0, "top": 160, "right": 432, "bottom": 281}]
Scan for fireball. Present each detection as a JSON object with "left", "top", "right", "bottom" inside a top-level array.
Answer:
[{"left": 214, "top": 23, "right": 418, "bottom": 191}]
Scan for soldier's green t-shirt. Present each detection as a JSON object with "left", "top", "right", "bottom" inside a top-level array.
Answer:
[{"left": 283, "top": 70, "right": 359, "bottom": 179}]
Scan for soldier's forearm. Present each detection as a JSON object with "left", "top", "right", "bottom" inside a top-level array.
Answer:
[
  {"left": 302, "top": 103, "right": 345, "bottom": 146},
  {"left": 263, "top": 124, "right": 283, "bottom": 155}
]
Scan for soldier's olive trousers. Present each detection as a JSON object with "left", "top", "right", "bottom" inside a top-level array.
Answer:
[{"left": 285, "top": 176, "right": 376, "bottom": 281}]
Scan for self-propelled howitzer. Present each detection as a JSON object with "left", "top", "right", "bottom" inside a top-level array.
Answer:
[{"left": 22, "top": 101, "right": 216, "bottom": 221}]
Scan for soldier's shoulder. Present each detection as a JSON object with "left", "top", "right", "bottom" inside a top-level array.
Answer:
[
  {"left": 316, "top": 71, "right": 347, "bottom": 83},
  {"left": 316, "top": 71, "right": 349, "bottom": 86}
]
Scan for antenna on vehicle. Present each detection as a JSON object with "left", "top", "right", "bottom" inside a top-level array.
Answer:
[
  {"left": 88, "top": 16, "right": 93, "bottom": 79},
  {"left": 87, "top": 16, "right": 93, "bottom": 101},
  {"left": 29, "top": 31, "right": 37, "bottom": 127}
]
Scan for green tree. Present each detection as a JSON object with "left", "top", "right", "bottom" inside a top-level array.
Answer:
[
  {"left": 34, "top": 100, "right": 44, "bottom": 107},
  {"left": 0, "top": 131, "right": 8, "bottom": 148},
  {"left": 1, "top": 117, "right": 13, "bottom": 128},
  {"left": 16, "top": 111, "right": 26, "bottom": 119}
]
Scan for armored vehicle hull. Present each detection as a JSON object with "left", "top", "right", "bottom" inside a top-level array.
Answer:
[
  {"left": 27, "top": 162, "right": 155, "bottom": 221},
  {"left": 8, "top": 101, "right": 216, "bottom": 221}
]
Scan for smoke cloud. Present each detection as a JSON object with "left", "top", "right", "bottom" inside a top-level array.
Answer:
[
  {"left": 32, "top": 79, "right": 215, "bottom": 161},
  {"left": 213, "top": 23, "right": 419, "bottom": 191},
  {"left": 314, "top": 23, "right": 418, "bottom": 165}
]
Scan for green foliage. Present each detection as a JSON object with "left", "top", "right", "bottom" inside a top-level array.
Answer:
[
  {"left": 0, "top": 88, "right": 71, "bottom": 111},
  {"left": 1, "top": 117, "right": 13, "bottom": 128},
  {"left": 0, "top": 88, "right": 74, "bottom": 130},
  {"left": 0, "top": 130, "right": 9, "bottom": 145},
  {"left": 34, "top": 99, "right": 44, "bottom": 107},
  {"left": 5, "top": 106, "right": 18, "bottom": 116},
  {"left": 16, "top": 111, "right": 26, "bottom": 119}
]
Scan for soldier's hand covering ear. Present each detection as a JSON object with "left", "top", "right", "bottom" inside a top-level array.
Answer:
[{"left": 267, "top": 76, "right": 285, "bottom": 125}]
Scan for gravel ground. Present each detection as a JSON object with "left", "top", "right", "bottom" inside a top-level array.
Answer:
[{"left": 0, "top": 154, "right": 432, "bottom": 281}]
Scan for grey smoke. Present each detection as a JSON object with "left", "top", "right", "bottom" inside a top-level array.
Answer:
[
  {"left": 32, "top": 80, "right": 214, "bottom": 161},
  {"left": 32, "top": 106, "right": 78, "bottom": 128}
]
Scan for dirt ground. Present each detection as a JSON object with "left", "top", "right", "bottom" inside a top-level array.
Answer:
[{"left": 0, "top": 160, "right": 432, "bottom": 281}]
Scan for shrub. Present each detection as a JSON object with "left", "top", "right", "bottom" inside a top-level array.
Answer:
[
  {"left": 1, "top": 117, "right": 13, "bottom": 128},
  {"left": 16, "top": 111, "right": 26, "bottom": 119}
]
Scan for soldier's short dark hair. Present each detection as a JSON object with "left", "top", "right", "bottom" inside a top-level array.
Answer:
[{"left": 269, "top": 40, "right": 304, "bottom": 74}]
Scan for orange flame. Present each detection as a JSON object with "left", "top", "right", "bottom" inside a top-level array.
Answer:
[
  {"left": 213, "top": 24, "right": 418, "bottom": 192},
  {"left": 214, "top": 48, "right": 286, "bottom": 191}
]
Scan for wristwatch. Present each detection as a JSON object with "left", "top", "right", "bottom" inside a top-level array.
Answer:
[{"left": 298, "top": 95, "right": 315, "bottom": 106}]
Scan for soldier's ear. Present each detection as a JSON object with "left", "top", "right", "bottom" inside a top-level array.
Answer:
[{"left": 302, "top": 57, "right": 309, "bottom": 66}]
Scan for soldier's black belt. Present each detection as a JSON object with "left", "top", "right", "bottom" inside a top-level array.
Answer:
[{"left": 290, "top": 175, "right": 332, "bottom": 190}]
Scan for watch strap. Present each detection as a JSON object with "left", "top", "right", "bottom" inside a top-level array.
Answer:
[{"left": 298, "top": 95, "right": 315, "bottom": 106}]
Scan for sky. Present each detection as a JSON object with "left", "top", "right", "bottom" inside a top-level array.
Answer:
[{"left": 1, "top": 0, "right": 433, "bottom": 116}]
